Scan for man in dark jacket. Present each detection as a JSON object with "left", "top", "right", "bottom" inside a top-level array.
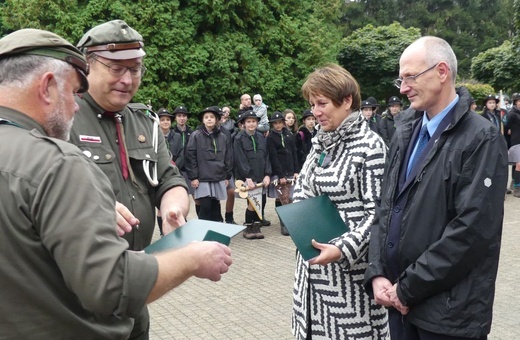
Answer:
[
  {"left": 379, "top": 95, "right": 404, "bottom": 146},
  {"left": 365, "top": 36, "right": 507, "bottom": 339}
]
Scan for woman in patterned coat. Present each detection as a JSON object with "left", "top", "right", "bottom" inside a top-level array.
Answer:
[{"left": 291, "top": 63, "right": 389, "bottom": 339}]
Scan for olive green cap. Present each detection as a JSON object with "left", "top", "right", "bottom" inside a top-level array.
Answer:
[
  {"left": 77, "top": 20, "right": 145, "bottom": 60},
  {"left": 0, "top": 28, "right": 89, "bottom": 92}
]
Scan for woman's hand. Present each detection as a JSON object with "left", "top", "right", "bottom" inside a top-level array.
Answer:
[{"left": 308, "top": 239, "right": 341, "bottom": 266}]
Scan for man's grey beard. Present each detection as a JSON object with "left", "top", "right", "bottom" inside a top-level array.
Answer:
[{"left": 42, "top": 109, "right": 74, "bottom": 141}]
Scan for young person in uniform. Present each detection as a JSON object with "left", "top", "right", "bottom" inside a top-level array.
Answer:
[
  {"left": 283, "top": 108, "right": 299, "bottom": 134},
  {"left": 295, "top": 109, "right": 317, "bottom": 167},
  {"left": 233, "top": 111, "right": 272, "bottom": 239},
  {"left": 266, "top": 111, "right": 299, "bottom": 235},
  {"left": 185, "top": 106, "right": 233, "bottom": 221},
  {"left": 157, "top": 107, "right": 185, "bottom": 234}
]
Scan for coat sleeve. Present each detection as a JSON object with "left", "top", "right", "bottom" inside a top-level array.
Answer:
[
  {"left": 364, "top": 142, "right": 395, "bottom": 295},
  {"left": 184, "top": 131, "right": 199, "bottom": 180},
  {"left": 171, "top": 132, "right": 185, "bottom": 170},
  {"left": 397, "top": 127, "right": 508, "bottom": 306},
  {"left": 35, "top": 155, "right": 158, "bottom": 317},
  {"left": 263, "top": 137, "right": 272, "bottom": 177},
  {"left": 224, "top": 134, "right": 233, "bottom": 180},
  {"left": 151, "top": 119, "right": 188, "bottom": 206},
  {"left": 378, "top": 118, "right": 390, "bottom": 146},
  {"left": 233, "top": 134, "right": 251, "bottom": 180},
  {"left": 331, "top": 137, "right": 387, "bottom": 271},
  {"left": 267, "top": 136, "right": 283, "bottom": 178}
]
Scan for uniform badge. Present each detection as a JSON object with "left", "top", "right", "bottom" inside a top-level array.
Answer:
[
  {"left": 79, "top": 135, "right": 101, "bottom": 143},
  {"left": 138, "top": 135, "right": 146, "bottom": 143}
]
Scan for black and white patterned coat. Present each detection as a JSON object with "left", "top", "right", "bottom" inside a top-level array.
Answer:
[{"left": 291, "top": 111, "right": 389, "bottom": 339}]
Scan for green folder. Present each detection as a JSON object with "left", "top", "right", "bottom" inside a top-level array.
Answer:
[
  {"left": 275, "top": 195, "right": 348, "bottom": 261},
  {"left": 144, "top": 220, "right": 245, "bottom": 254}
]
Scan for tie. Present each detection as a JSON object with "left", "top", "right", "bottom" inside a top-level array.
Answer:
[
  {"left": 407, "top": 124, "right": 430, "bottom": 177},
  {"left": 105, "top": 112, "right": 129, "bottom": 180}
]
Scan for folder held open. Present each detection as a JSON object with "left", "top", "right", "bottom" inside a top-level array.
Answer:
[{"left": 144, "top": 219, "right": 245, "bottom": 254}]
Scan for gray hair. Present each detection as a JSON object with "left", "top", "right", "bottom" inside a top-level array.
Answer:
[
  {"left": 418, "top": 36, "right": 458, "bottom": 84},
  {"left": 0, "top": 55, "right": 73, "bottom": 89}
]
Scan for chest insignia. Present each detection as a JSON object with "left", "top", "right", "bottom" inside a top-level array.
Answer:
[
  {"left": 138, "top": 135, "right": 146, "bottom": 143},
  {"left": 79, "top": 135, "right": 102, "bottom": 143}
]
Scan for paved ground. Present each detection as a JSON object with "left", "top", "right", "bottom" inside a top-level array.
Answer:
[{"left": 149, "top": 195, "right": 520, "bottom": 339}]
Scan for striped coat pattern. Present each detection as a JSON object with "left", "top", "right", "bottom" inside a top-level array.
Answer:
[{"left": 291, "top": 111, "right": 389, "bottom": 339}]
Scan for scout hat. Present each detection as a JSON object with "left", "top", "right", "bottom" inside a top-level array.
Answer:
[
  {"left": 238, "top": 110, "right": 260, "bottom": 124},
  {"left": 366, "top": 97, "right": 379, "bottom": 107},
  {"left": 157, "top": 108, "right": 173, "bottom": 118},
  {"left": 361, "top": 99, "right": 377, "bottom": 109},
  {"left": 0, "top": 28, "right": 89, "bottom": 92},
  {"left": 300, "top": 109, "right": 314, "bottom": 122},
  {"left": 173, "top": 106, "right": 190, "bottom": 116},
  {"left": 387, "top": 96, "right": 402, "bottom": 106},
  {"left": 198, "top": 106, "right": 221, "bottom": 121},
  {"left": 482, "top": 94, "right": 499, "bottom": 106},
  {"left": 269, "top": 111, "right": 285, "bottom": 123},
  {"left": 77, "top": 20, "right": 145, "bottom": 60}
]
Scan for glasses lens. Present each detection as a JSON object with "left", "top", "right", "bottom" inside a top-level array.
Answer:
[{"left": 394, "top": 79, "right": 402, "bottom": 89}]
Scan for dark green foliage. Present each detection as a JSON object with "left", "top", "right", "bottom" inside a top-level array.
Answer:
[
  {"left": 338, "top": 23, "right": 421, "bottom": 102},
  {"left": 1, "top": 0, "right": 343, "bottom": 121},
  {"left": 341, "top": 0, "right": 514, "bottom": 78},
  {"left": 471, "top": 40, "right": 520, "bottom": 93}
]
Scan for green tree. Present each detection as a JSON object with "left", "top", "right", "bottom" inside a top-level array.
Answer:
[
  {"left": 337, "top": 23, "right": 421, "bottom": 102},
  {"left": 471, "top": 40, "right": 520, "bottom": 93},
  {"left": 341, "top": 0, "right": 514, "bottom": 78},
  {"left": 1, "top": 0, "right": 343, "bottom": 118}
]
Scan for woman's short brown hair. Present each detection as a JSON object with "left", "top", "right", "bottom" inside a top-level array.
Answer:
[{"left": 301, "top": 63, "right": 361, "bottom": 111}]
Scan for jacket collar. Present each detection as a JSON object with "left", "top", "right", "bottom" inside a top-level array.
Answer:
[{"left": 0, "top": 106, "right": 46, "bottom": 135}]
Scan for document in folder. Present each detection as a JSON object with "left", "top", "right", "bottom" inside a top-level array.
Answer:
[
  {"left": 275, "top": 195, "right": 348, "bottom": 261},
  {"left": 144, "top": 219, "right": 245, "bottom": 254}
]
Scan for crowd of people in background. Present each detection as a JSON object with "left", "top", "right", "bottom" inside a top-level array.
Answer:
[
  {"left": 155, "top": 94, "right": 317, "bottom": 238},
  {"left": 158, "top": 84, "right": 520, "bottom": 240}
]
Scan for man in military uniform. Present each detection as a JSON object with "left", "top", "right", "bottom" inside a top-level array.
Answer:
[
  {"left": 0, "top": 28, "right": 232, "bottom": 339},
  {"left": 69, "top": 20, "right": 189, "bottom": 339}
]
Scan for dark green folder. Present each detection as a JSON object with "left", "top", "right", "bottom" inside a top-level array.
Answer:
[
  {"left": 275, "top": 195, "right": 348, "bottom": 261},
  {"left": 144, "top": 220, "right": 245, "bottom": 254}
]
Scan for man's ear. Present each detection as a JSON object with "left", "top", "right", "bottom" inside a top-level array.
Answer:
[
  {"left": 438, "top": 62, "right": 450, "bottom": 83},
  {"left": 38, "top": 72, "right": 57, "bottom": 105}
]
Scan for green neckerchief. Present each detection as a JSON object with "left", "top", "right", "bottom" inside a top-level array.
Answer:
[
  {"left": 212, "top": 137, "right": 217, "bottom": 154},
  {"left": 250, "top": 135, "right": 257, "bottom": 153},
  {"left": 0, "top": 118, "right": 23, "bottom": 129}
]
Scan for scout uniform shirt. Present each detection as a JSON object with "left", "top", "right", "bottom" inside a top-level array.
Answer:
[
  {"left": 0, "top": 107, "right": 158, "bottom": 338},
  {"left": 69, "top": 93, "right": 188, "bottom": 250}
]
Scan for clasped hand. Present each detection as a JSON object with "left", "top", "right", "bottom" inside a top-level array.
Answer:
[{"left": 372, "top": 276, "right": 409, "bottom": 315}]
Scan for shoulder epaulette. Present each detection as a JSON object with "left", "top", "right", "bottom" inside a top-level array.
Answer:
[{"left": 127, "top": 102, "right": 156, "bottom": 119}]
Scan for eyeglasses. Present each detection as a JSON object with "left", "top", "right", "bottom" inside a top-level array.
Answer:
[
  {"left": 94, "top": 57, "right": 146, "bottom": 78},
  {"left": 394, "top": 64, "right": 437, "bottom": 89}
]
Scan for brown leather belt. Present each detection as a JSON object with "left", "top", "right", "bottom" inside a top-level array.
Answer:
[{"left": 86, "top": 41, "right": 143, "bottom": 52}]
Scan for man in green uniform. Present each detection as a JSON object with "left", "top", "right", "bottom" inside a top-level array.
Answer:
[
  {"left": 0, "top": 28, "right": 232, "bottom": 339},
  {"left": 69, "top": 20, "right": 189, "bottom": 338}
]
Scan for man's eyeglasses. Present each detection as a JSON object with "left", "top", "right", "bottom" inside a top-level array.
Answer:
[
  {"left": 94, "top": 57, "right": 146, "bottom": 78},
  {"left": 394, "top": 64, "right": 437, "bottom": 89}
]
